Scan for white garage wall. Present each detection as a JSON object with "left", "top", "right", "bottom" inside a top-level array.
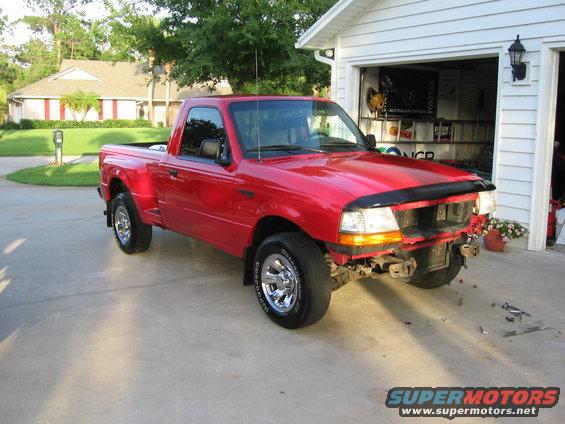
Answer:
[{"left": 331, "top": 0, "right": 565, "bottom": 235}]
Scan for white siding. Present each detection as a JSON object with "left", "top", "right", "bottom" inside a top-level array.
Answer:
[
  {"left": 154, "top": 105, "right": 167, "bottom": 125},
  {"left": 333, "top": 0, "right": 565, "bottom": 229},
  {"left": 117, "top": 100, "right": 137, "bottom": 120},
  {"left": 8, "top": 102, "right": 23, "bottom": 123},
  {"left": 82, "top": 107, "right": 100, "bottom": 121},
  {"left": 22, "top": 99, "right": 45, "bottom": 120},
  {"left": 49, "top": 99, "right": 60, "bottom": 120},
  {"left": 102, "top": 100, "right": 113, "bottom": 120}
]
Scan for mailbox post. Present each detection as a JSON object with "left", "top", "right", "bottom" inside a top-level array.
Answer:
[{"left": 53, "top": 129, "right": 63, "bottom": 165}]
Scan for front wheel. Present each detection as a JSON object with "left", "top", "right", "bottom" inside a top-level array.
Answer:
[
  {"left": 111, "top": 192, "right": 152, "bottom": 254},
  {"left": 408, "top": 252, "right": 462, "bottom": 289},
  {"left": 254, "top": 232, "right": 331, "bottom": 329}
]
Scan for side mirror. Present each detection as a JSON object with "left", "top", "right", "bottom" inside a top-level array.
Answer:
[
  {"left": 199, "top": 138, "right": 231, "bottom": 166},
  {"left": 366, "top": 134, "right": 377, "bottom": 149}
]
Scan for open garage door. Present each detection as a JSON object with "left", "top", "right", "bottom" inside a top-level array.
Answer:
[
  {"left": 358, "top": 57, "right": 498, "bottom": 181},
  {"left": 549, "top": 52, "right": 565, "bottom": 248}
]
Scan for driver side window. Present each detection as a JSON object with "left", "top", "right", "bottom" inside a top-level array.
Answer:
[{"left": 180, "top": 107, "right": 226, "bottom": 157}]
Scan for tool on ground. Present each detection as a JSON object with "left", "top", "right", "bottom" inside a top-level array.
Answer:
[
  {"left": 503, "top": 325, "right": 550, "bottom": 338},
  {"left": 502, "top": 302, "right": 531, "bottom": 317}
]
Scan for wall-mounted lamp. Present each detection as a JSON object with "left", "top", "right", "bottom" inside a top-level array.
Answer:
[
  {"left": 324, "top": 49, "right": 334, "bottom": 58},
  {"left": 508, "top": 35, "right": 527, "bottom": 81}
]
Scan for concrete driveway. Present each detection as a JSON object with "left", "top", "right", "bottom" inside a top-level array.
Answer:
[{"left": 0, "top": 159, "right": 563, "bottom": 423}]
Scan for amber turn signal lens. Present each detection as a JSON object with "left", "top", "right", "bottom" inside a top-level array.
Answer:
[{"left": 338, "top": 231, "right": 402, "bottom": 246}]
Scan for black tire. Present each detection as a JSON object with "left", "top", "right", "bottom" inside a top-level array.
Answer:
[
  {"left": 111, "top": 192, "right": 152, "bottom": 254},
  {"left": 254, "top": 232, "right": 331, "bottom": 329},
  {"left": 408, "top": 252, "right": 462, "bottom": 289}
]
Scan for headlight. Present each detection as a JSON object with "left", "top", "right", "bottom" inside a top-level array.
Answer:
[
  {"left": 476, "top": 190, "right": 496, "bottom": 215},
  {"left": 339, "top": 207, "right": 402, "bottom": 246},
  {"left": 340, "top": 207, "right": 400, "bottom": 233}
]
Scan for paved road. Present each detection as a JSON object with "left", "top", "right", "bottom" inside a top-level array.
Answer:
[{"left": 0, "top": 160, "right": 564, "bottom": 423}]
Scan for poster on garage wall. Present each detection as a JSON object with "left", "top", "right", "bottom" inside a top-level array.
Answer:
[{"left": 378, "top": 67, "right": 437, "bottom": 118}]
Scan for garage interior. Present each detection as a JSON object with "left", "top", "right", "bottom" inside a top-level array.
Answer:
[
  {"left": 358, "top": 57, "right": 498, "bottom": 180},
  {"left": 549, "top": 51, "right": 565, "bottom": 245}
]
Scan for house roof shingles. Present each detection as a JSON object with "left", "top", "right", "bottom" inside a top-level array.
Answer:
[{"left": 10, "top": 59, "right": 231, "bottom": 101}]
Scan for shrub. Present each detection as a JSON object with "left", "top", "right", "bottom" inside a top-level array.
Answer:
[
  {"left": 14, "top": 119, "right": 153, "bottom": 130},
  {"left": 1, "top": 121, "right": 21, "bottom": 130}
]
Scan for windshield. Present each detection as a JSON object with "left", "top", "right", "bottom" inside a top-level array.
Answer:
[{"left": 228, "top": 100, "right": 370, "bottom": 158}]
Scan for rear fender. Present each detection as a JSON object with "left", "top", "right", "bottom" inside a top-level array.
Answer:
[{"left": 101, "top": 157, "right": 160, "bottom": 225}]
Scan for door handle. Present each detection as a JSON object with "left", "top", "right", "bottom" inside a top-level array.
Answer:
[
  {"left": 168, "top": 169, "right": 178, "bottom": 178},
  {"left": 238, "top": 189, "right": 254, "bottom": 199}
]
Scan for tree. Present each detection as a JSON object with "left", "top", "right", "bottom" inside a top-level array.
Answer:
[
  {"left": 151, "top": 0, "right": 336, "bottom": 94},
  {"left": 100, "top": 2, "right": 177, "bottom": 125},
  {"left": 24, "top": 0, "right": 93, "bottom": 64},
  {"left": 58, "top": 14, "right": 103, "bottom": 60},
  {"left": 60, "top": 91, "right": 100, "bottom": 121},
  {"left": 12, "top": 39, "right": 58, "bottom": 88}
]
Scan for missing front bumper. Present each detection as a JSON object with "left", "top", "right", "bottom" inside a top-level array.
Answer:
[
  {"left": 388, "top": 258, "right": 417, "bottom": 279},
  {"left": 459, "top": 242, "right": 480, "bottom": 258}
]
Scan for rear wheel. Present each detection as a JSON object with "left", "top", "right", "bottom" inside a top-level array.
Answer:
[
  {"left": 111, "top": 192, "right": 152, "bottom": 254},
  {"left": 254, "top": 232, "right": 331, "bottom": 329}
]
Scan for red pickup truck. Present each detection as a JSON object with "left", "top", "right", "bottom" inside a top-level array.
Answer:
[{"left": 99, "top": 95, "right": 496, "bottom": 328}]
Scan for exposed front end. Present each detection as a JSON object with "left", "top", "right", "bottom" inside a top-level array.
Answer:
[{"left": 326, "top": 180, "right": 495, "bottom": 289}]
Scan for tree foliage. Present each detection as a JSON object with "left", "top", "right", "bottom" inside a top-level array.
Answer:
[
  {"left": 24, "top": 0, "right": 93, "bottom": 63},
  {"left": 60, "top": 91, "right": 100, "bottom": 121},
  {"left": 152, "top": 0, "right": 336, "bottom": 94},
  {"left": 1, "top": 0, "right": 338, "bottom": 112}
]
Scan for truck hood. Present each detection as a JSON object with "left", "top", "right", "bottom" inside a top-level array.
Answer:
[{"left": 267, "top": 152, "right": 483, "bottom": 200}]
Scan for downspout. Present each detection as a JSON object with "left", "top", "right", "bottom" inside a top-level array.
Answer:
[
  {"left": 135, "top": 100, "right": 144, "bottom": 119},
  {"left": 314, "top": 50, "right": 334, "bottom": 66},
  {"left": 314, "top": 50, "right": 336, "bottom": 100}
]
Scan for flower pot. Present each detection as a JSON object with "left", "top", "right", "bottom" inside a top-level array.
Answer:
[{"left": 484, "top": 229, "right": 506, "bottom": 252}]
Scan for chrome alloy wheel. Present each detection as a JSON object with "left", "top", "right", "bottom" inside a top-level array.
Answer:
[
  {"left": 261, "top": 253, "right": 299, "bottom": 314},
  {"left": 114, "top": 204, "right": 131, "bottom": 244}
]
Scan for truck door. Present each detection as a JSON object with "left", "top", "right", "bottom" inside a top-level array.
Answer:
[{"left": 160, "top": 106, "right": 236, "bottom": 251}]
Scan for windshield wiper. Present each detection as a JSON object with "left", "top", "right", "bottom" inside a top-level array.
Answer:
[
  {"left": 320, "top": 142, "right": 366, "bottom": 150},
  {"left": 248, "top": 145, "right": 327, "bottom": 154}
]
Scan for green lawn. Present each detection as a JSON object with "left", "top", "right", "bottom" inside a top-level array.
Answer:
[
  {"left": 0, "top": 127, "right": 171, "bottom": 156},
  {"left": 7, "top": 163, "right": 100, "bottom": 186}
]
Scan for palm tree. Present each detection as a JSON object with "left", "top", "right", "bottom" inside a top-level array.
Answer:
[{"left": 60, "top": 91, "right": 101, "bottom": 121}]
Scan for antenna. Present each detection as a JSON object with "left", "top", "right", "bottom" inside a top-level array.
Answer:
[{"left": 255, "top": 49, "right": 261, "bottom": 162}]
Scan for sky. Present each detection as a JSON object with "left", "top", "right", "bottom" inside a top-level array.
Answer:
[{"left": 0, "top": 0, "right": 113, "bottom": 46}]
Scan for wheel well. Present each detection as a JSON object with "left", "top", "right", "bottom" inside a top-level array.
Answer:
[
  {"left": 105, "top": 178, "right": 128, "bottom": 227},
  {"left": 251, "top": 216, "right": 300, "bottom": 249},
  {"left": 243, "top": 216, "right": 327, "bottom": 285},
  {"left": 109, "top": 177, "right": 128, "bottom": 199}
]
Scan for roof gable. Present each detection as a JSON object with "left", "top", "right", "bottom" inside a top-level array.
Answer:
[
  {"left": 296, "top": 0, "right": 375, "bottom": 50},
  {"left": 49, "top": 67, "right": 101, "bottom": 82}
]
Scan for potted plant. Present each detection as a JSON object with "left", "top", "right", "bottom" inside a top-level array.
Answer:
[{"left": 482, "top": 217, "right": 527, "bottom": 252}]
